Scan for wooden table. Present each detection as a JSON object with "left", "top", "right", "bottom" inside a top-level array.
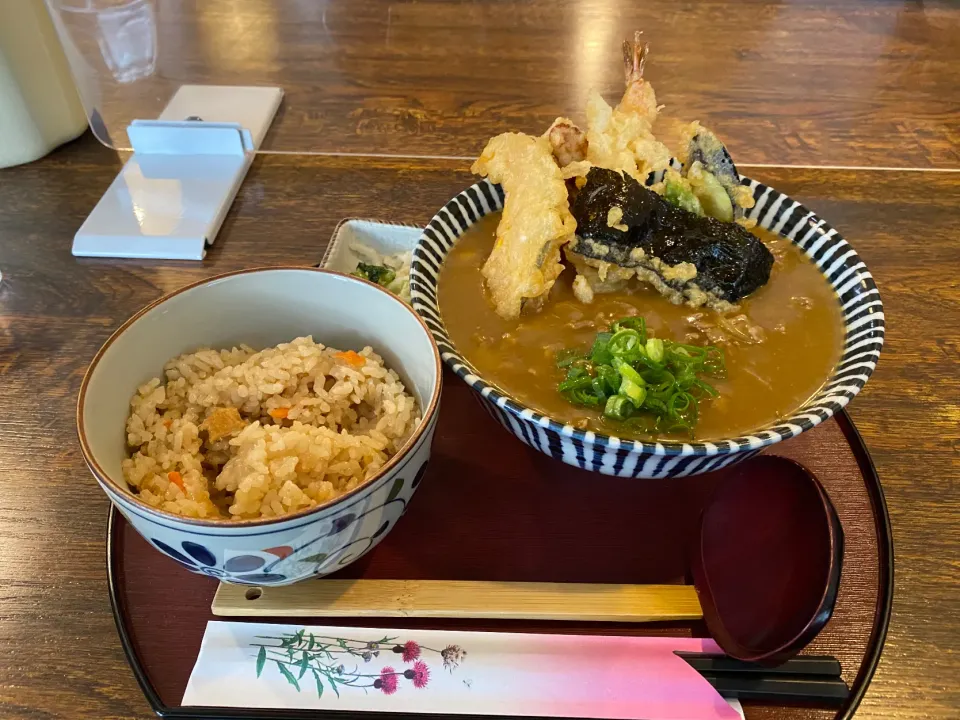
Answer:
[
  {"left": 72, "top": 0, "right": 960, "bottom": 167},
  {"left": 1, "top": 134, "right": 957, "bottom": 719},
  {"left": 2, "top": 1, "right": 959, "bottom": 717}
]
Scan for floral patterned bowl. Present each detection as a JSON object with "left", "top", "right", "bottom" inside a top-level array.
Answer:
[
  {"left": 78, "top": 268, "right": 441, "bottom": 586},
  {"left": 410, "top": 179, "right": 884, "bottom": 479}
]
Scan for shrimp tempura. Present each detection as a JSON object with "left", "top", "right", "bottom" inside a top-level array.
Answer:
[
  {"left": 585, "top": 33, "right": 673, "bottom": 181},
  {"left": 472, "top": 132, "right": 577, "bottom": 319}
]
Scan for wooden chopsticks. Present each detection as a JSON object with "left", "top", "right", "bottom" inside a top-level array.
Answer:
[
  {"left": 212, "top": 579, "right": 704, "bottom": 622},
  {"left": 213, "top": 579, "right": 847, "bottom": 705}
]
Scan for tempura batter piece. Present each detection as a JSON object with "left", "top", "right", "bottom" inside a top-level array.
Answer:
[
  {"left": 567, "top": 167, "right": 773, "bottom": 309},
  {"left": 471, "top": 132, "right": 577, "bottom": 319},
  {"left": 546, "top": 117, "right": 588, "bottom": 167},
  {"left": 675, "top": 121, "right": 756, "bottom": 220}
]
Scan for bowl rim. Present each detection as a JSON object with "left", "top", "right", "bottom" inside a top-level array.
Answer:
[
  {"left": 77, "top": 266, "right": 443, "bottom": 527},
  {"left": 410, "top": 177, "right": 885, "bottom": 458}
]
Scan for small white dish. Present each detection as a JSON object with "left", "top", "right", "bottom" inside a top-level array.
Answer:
[{"left": 321, "top": 218, "right": 422, "bottom": 274}]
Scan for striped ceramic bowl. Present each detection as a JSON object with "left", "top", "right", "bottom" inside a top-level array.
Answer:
[{"left": 410, "top": 178, "right": 884, "bottom": 478}]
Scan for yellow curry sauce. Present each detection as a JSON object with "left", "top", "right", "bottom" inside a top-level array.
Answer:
[{"left": 438, "top": 213, "right": 845, "bottom": 441}]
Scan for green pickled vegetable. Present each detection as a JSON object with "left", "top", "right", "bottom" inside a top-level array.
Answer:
[
  {"left": 554, "top": 316, "right": 725, "bottom": 436},
  {"left": 353, "top": 263, "right": 396, "bottom": 287}
]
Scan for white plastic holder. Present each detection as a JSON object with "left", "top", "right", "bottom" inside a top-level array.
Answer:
[{"left": 72, "top": 85, "right": 283, "bottom": 260}]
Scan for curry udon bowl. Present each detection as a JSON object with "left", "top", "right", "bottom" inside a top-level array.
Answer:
[
  {"left": 78, "top": 268, "right": 442, "bottom": 585},
  {"left": 410, "top": 179, "right": 884, "bottom": 479}
]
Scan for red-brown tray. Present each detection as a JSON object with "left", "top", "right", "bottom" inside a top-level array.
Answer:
[{"left": 108, "top": 371, "right": 893, "bottom": 720}]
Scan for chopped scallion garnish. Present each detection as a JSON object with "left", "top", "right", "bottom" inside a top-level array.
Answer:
[
  {"left": 645, "top": 337, "right": 665, "bottom": 364},
  {"left": 604, "top": 395, "right": 634, "bottom": 421},
  {"left": 554, "top": 316, "right": 725, "bottom": 436}
]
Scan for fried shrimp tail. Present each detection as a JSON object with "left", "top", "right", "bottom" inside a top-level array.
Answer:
[
  {"left": 584, "top": 32, "right": 673, "bottom": 181},
  {"left": 619, "top": 32, "right": 659, "bottom": 121},
  {"left": 471, "top": 132, "right": 577, "bottom": 320}
]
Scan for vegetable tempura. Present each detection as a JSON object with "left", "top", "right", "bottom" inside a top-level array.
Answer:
[{"left": 471, "top": 132, "right": 576, "bottom": 319}]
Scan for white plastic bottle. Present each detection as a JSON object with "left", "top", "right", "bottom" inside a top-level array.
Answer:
[{"left": 0, "top": 0, "right": 88, "bottom": 168}]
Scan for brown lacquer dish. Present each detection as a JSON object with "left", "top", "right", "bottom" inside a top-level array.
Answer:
[{"left": 107, "top": 371, "right": 891, "bottom": 720}]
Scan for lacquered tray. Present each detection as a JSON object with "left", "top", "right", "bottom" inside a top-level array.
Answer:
[{"left": 107, "top": 373, "right": 892, "bottom": 720}]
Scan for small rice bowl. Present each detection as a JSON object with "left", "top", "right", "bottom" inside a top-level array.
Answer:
[{"left": 122, "top": 336, "right": 420, "bottom": 520}]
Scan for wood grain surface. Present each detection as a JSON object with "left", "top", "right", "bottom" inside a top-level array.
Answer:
[
  {"left": 60, "top": 0, "right": 960, "bottom": 168},
  {"left": 0, "top": 132, "right": 957, "bottom": 719},
  {"left": 211, "top": 579, "right": 706, "bottom": 622}
]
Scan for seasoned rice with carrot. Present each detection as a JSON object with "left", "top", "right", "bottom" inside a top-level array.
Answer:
[{"left": 122, "top": 336, "right": 420, "bottom": 520}]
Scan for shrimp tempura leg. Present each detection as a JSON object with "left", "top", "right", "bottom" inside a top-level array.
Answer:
[
  {"left": 618, "top": 31, "right": 659, "bottom": 122},
  {"left": 471, "top": 132, "right": 577, "bottom": 320}
]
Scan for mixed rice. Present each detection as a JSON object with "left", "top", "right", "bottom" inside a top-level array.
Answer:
[{"left": 122, "top": 336, "right": 420, "bottom": 520}]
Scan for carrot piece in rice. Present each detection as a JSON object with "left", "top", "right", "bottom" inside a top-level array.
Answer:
[{"left": 334, "top": 350, "right": 366, "bottom": 368}]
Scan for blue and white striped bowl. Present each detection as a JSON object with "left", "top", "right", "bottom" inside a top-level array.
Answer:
[{"left": 409, "top": 178, "right": 884, "bottom": 479}]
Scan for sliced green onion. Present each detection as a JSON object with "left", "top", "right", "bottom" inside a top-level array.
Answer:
[
  {"left": 669, "top": 392, "right": 693, "bottom": 414},
  {"left": 558, "top": 375, "right": 592, "bottom": 393},
  {"left": 663, "top": 416, "right": 694, "bottom": 433},
  {"left": 555, "top": 315, "right": 724, "bottom": 437},
  {"left": 555, "top": 349, "right": 582, "bottom": 369},
  {"left": 569, "top": 387, "right": 603, "bottom": 407},
  {"left": 649, "top": 371, "right": 676, "bottom": 393},
  {"left": 644, "top": 397, "right": 670, "bottom": 416},
  {"left": 593, "top": 365, "right": 620, "bottom": 397},
  {"left": 695, "top": 379, "right": 719, "bottom": 397},
  {"left": 612, "top": 357, "right": 646, "bottom": 387},
  {"left": 645, "top": 337, "right": 665, "bottom": 364},
  {"left": 608, "top": 329, "right": 644, "bottom": 362},
  {"left": 604, "top": 395, "right": 634, "bottom": 421},
  {"left": 620, "top": 378, "right": 647, "bottom": 406},
  {"left": 590, "top": 332, "right": 614, "bottom": 365},
  {"left": 611, "top": 317, "right": 647, "bottom": 343},
  {"left": 669, "top": 343, "right": 706, "bottom": 358},
  {"left": 704, "top": 348, "right": 725, "bottom": 377}
]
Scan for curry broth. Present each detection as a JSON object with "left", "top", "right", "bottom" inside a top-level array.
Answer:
[{"left": 438, "top": 213, "right": 845, "bottom": 441}]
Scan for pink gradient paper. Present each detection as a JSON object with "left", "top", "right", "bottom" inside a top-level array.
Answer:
[{"left": 183, "top": 622, "right": 742, "bottom": 719}]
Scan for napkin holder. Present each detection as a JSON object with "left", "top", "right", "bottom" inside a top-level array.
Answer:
[{"left": 72, "top": 85, "right": 282, "bottom": 260}]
